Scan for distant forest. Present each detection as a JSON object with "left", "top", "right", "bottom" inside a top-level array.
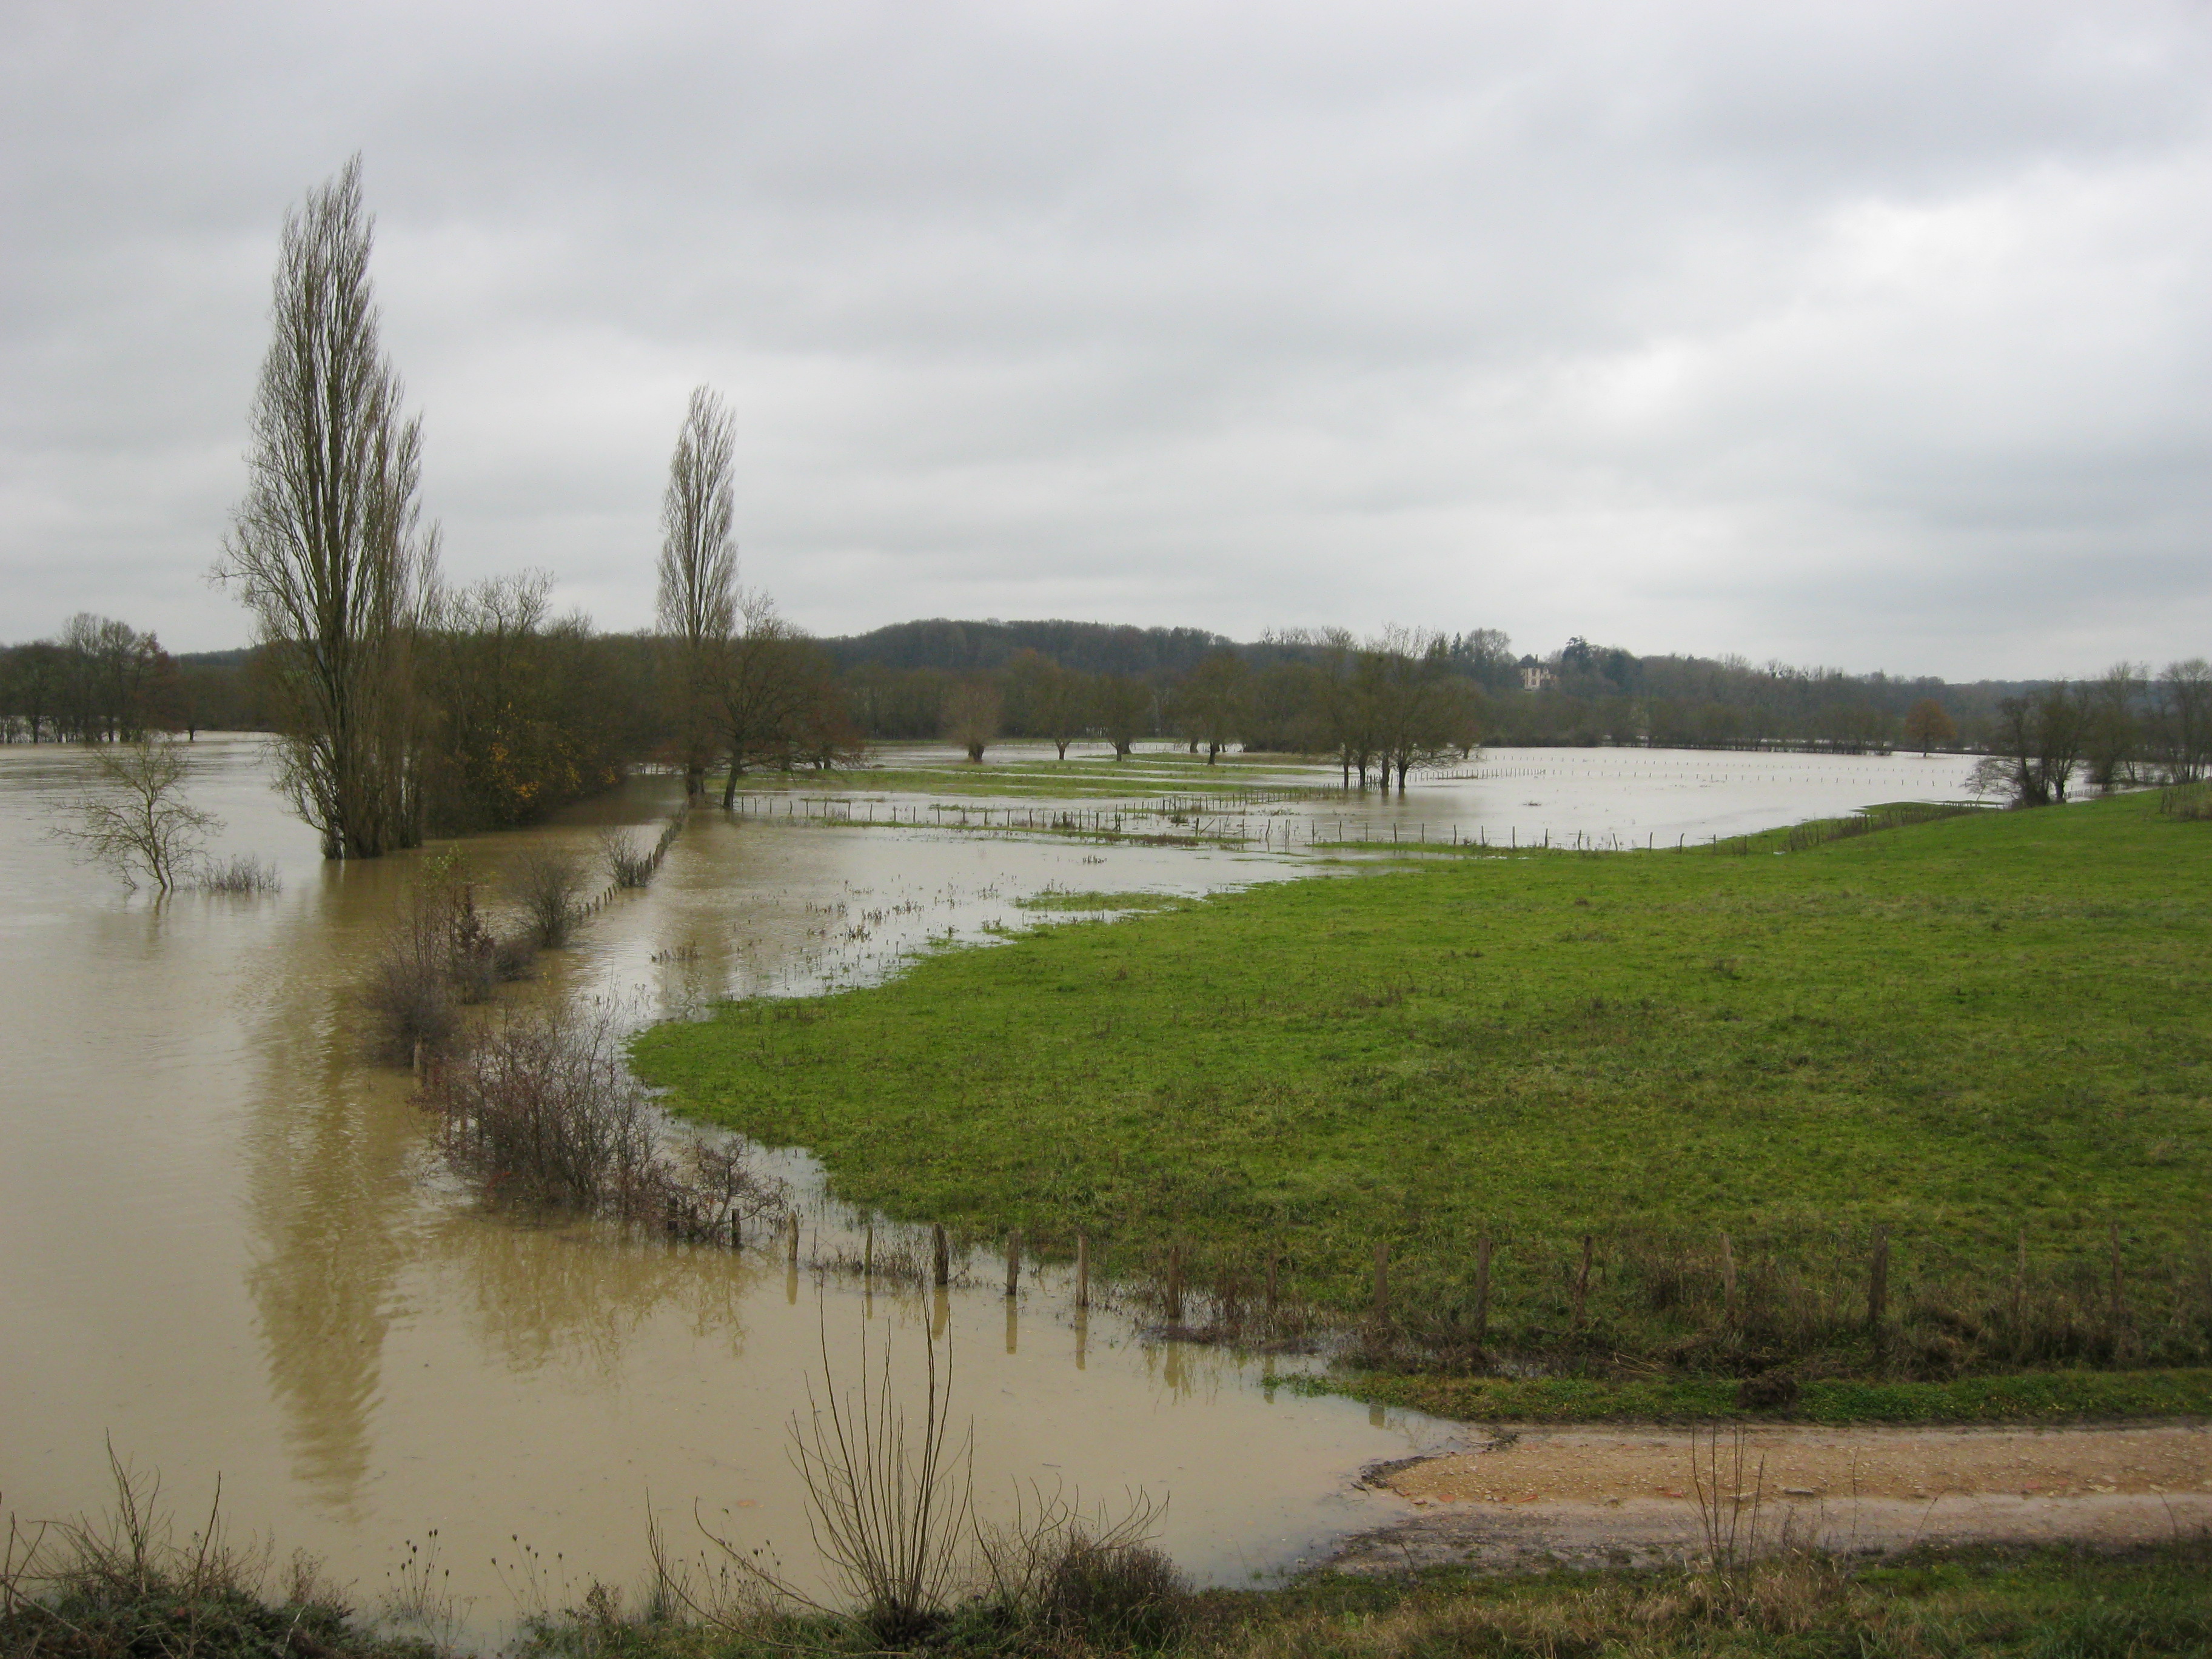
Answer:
[{"left": 5, "top": 609, "right": 2194, "bottom": 765}]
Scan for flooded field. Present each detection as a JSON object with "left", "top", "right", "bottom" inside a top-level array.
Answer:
[{"left": 0, "top": 736, "right": 1980, "bottom": 1641}]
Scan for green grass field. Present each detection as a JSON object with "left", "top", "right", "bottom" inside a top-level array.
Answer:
[{"left": 633, "top": 793, "right": 2212, "bottom": 1389}]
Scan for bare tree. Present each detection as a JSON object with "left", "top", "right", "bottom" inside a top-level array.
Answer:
[
  {"left": 2156, "top": 659, "right": 2212, "bottom": 782},
  {"left": 213, "top": 156, "right": 437, "bottom": 859},
  {"left": 943, "top": 676, "right": 1002, "bottom": 763},
  {"left": 1094, "top": 674, "right": 1150, "bottom": 760},
  {"left": 718, "top": 590, "right": 816, "bottom": 804},
  {"left": 1902, "top": 697, "right": 1957, "bottom": 756},
  {"left": 53, "top": 736, "right": 218, "bottom": 891},
  {"left": 1178, "top": 649, "right": 1249, "bottom": 763},
  {"left": 658, "top": 387, "right": 740, "bottom": 798}
]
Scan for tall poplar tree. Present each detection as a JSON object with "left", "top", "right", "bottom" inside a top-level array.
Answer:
[{"left": 215, "top": 156, "right": 436, "bottom": 858}]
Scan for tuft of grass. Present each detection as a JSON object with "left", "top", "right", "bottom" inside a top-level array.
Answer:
[
  {"left": 635, "top": 791, "right": 2212, "bottom": 1389},
  {"left": 1, "top": 1447, "right": 435, "bottom": 1659}
]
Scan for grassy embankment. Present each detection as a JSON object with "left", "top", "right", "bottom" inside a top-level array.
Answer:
[
  {"left": 632, "top": 791, "right": 2212, "bottom": 1419},
  {"left": 519, "top": 1545, "right": 2212, "bottom": 1659}
]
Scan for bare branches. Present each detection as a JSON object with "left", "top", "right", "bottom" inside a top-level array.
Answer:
[
  {"left": 50, "top": 737, "right": 218, "bottom": 891},
  {"left": 213, "top": 156, "right": 437, "bottom": 859}
]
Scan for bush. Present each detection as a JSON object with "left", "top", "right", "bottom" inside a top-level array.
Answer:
[
  {"left": 421, "top": 1010, "right": 666, "bottom": 1213},
  {"left": 598, "top": 827, "right": 655, "bottom": 889},
  {"left": 195, "top": 853, "right": 283, "bottom": 894},
  {"left": 510, "top": 848, "right": 588, "bottom": 948}
]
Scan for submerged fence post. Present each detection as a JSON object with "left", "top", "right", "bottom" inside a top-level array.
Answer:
[
  {"left": 1005, "top": 1230, "right": 1021, "bottom": 1298},
  {"left": 1472, "top": 1234, "right": 1493, "bottom": 1348},
  {"left": 863, "top": 1224, "right": 874, "bottom": 1281},
  {"left": 1165, "top": 1243, "right": 1185, "bottom": 1326},
  {"left": 788, "top": 1212, "right": 800, "bottom": 1267},
  {"left": 1076, "top": 1230, "right": 1090, "bottom": 1309},
  {"left": 933, "top": 1223, "right": 950, "bottom": 1287}
]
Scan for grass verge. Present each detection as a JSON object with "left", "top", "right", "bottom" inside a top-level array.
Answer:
[
  {"left": 1300, "top": 1366, "right": 2212, "bottom": 1425},
  {"left": 525, "top": 1543, "right": 2212, "bottom": 1658}
]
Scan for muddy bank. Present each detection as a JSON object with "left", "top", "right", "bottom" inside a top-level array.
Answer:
[{"left": 1332, "top": 1422, "right": 2212, "bottom": 1574}]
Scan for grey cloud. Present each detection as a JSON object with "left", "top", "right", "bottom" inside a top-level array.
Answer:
[{"left": 2, "top": 1, "right": 2208, "bottom": 677}]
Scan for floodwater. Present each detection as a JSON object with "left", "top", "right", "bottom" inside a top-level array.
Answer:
[
  {"left": 770, "top": 742, "right": 1985, "bottom": 851},
  {"left": 0, "top": 736, "right": 1980, "bottom": 1641},
  {"left": 0, "top": 739, "right": 1422, "bottom": 1644}
]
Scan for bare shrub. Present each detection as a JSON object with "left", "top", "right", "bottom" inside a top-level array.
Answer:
[
  {"left": 195, "top": 853, "right": 282, "bottom": 894},
  {"left": 364, "top": 855, "right": 520, "bottom": 1057},
  {"left": 975, "top": 1487, "right": 1183, "bottom": 1647},
  {"left": 0, "top": 1444, "right": 377, "bottom": 1659},
  {"left": 510, "top": 847, "right": 587, "bottom": 948},
  {"left": 664, "top": 1318, "right": 973, "bottom": 1647},
  {"left": 597, "top": 826, "right": 655, "bottom": 889},
  {"left": 423, "top": 1010, "right": 667, "bottom": 1213},
  {"left": 366, "top": 886, "right": 461, "bottom": 1061}
]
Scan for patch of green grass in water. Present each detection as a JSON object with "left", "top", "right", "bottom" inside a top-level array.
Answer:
[
  {"left": 722, "top": 748, "right": 1330, "bottom": 800},
  {"left": 633, "top": 793, "right": 2212, "bottom": 1396},
  {"left": 1014, "top": 891, "right": 1199, "bottom": 913}
]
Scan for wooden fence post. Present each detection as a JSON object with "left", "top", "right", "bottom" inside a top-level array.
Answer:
[
  {"left": 1005, "top": 1230, "right": 1021, "bottom": 1298},
  {"left": 932, "top": 1223, "right": 950, "bottom": 1287},
  {"left": 1570, "top": 1235, "right": 1594, "bottom": 1329},
  {"left": 1075, "top": 1231, "right": 1090, "bottom": 1310},
  {"left": 788, "top": 1212, "right": 800, "bottom": 1266},
  {"left": 1472, "top": 1234, "right": 1493, "bottom": 1348},
  {"left": 1720, "top": 1232, "right": 1737, "bottom": 1326},
  {"left": 1165, "top": 1243, "right": 1184, "bottom": 1325},
  {"left": 863, "top": 1224, "right": 874, "bottom": 1280}
]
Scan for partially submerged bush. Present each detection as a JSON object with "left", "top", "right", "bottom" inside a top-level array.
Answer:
[
  {"left": 196, "top": 853, "right": 283, "bottom": 894},
  {"left": 420, "top": 1008, "right": 785, "bottom": 1230},
  {"left": 509, "top": 848, "right": 588, "bottom": 949},
  {"left": 422, "top": 1010, "right": 665, "bottom": 1213},
  {"left": 598, "top": 827, "right": 655, "bottom": 890}
]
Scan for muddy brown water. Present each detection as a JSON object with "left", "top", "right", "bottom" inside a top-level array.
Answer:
[
  {"left": 0, "top": 739, "right": 1441, "bottom": 1644},
  {"left": 0, "top": 737, "right": 2059, "bottom": 1643}
]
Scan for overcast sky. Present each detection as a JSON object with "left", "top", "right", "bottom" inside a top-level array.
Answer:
[{"left": 2, "top": 2, "right": 2208, "bottom": 677}]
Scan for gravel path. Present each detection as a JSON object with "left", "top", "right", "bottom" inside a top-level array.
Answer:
[{"left": 1330, "top": 1422, "right": 2212, "bottom": 1574}]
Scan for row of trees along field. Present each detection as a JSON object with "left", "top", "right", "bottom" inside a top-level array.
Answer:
[{"left": 7, "top": 158, "right": 2208, "bottom": 846}]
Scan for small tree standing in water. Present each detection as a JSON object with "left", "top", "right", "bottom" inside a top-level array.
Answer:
[
  {"left": 1902, "top": 697, "right": 1956, "bottom": 757},
  {"left": 53, "top": 736, "right": 218, "bottom": 891}
]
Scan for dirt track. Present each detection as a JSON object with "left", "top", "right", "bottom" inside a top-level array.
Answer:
[{"left": 1331, "top": 1423, "right": 2212, "bottom": 1574}]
